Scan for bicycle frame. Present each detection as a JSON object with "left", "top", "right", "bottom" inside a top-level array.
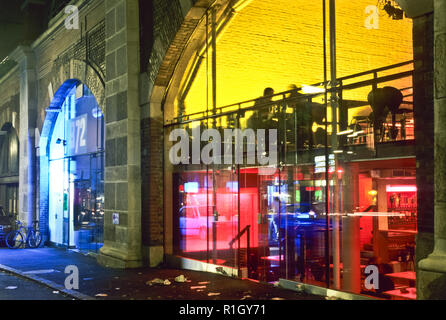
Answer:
[{"left": 13, "top": 220, "right": 39, "bottom": 247}]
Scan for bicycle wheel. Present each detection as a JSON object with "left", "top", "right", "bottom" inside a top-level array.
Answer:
[
  {"left": 28, "top": 230, "right": 42, "bottom": 248},
  {"left": 6, "top": 231, "right": 24, "bottom": 249}
]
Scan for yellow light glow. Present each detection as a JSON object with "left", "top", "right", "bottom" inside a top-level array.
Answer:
[{"left": 177, "top": 0, "right": 412, "bottom": 127}]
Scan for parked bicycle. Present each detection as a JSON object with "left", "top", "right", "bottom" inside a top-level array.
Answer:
[{"left": 5, "top": 220, "right": 42, "bottom": 249}]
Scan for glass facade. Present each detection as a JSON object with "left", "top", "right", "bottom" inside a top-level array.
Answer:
[
  {"left": 165, "top": 71, "right": 417, "bottom": 297},
  {"left": 45, "top": 84, "right": 105, "bottom": 253},
  {"left": 163, "top": 0, "right": 416, "bottom": 299}
]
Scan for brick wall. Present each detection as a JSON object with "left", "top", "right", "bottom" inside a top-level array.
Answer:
[
  {"left": 181, "top": 0, "right": 414, "bottom": 113},
  {"left": 146, "top": 0, "right": 191, "bottom": 86},
  {"left": 140, "top": 0, "right": 198, "bottom": 249},
  {"left": 141, "top": 116, "right": 163, "bottom": 246}
]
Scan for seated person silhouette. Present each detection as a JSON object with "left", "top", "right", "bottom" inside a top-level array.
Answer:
[
  {"left": 247, "top": 87, "right": 277, "bottom": 130},
  {"left": 287, "top": 84, "right": 312, "bottom": 149}
]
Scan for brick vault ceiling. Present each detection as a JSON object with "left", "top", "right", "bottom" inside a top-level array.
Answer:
[{"left": 182, "top": 0, "right": 413, "bottom": 118}]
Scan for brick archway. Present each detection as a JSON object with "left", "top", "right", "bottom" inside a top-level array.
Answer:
[
  {"left": 49, "top": 58, "right": 105, "bottom": 111},
  {"left": 150, "top": 0, "right": 248, "bottom": 107},
  {"left": 41, "top": 58, "right": 105, "bottom": 145},
  {"left": 146, "top": 0, "right": 248, "bottom": 256},
  {"left": 39, "top": 67, "right": 105, "bottom": 245},
  {"left": 148, "top": 0, "right": 415, "bottom": 257}
]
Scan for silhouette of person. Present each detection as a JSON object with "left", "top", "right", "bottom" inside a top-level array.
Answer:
[
  {"left": 247, "top": 87, "right": 276, "bottom": 130},
  {"left": 287, "top": 84, "right": 312, "bottom": 149},
  {"left": 400, "top": 112, "right": 407, "bottom": 140}
]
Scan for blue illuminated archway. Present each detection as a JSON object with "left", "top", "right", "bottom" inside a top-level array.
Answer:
[{"left": 39, "top": 80, "right": 105, "bottom": 251}]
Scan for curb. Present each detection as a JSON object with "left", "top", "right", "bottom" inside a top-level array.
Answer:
[{"left": 0, "top": 263, "right": 95, "bottom": 300}]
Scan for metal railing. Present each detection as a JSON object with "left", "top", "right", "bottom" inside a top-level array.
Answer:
[
  {"left": 164, "top": 61, "right": 415, "bottom": 167},
  {"left": 165, "top": 60, "right": 414, "bottom": 129},
  {"left": 229, "top": 225, "right": 251, "bottom": 276}
]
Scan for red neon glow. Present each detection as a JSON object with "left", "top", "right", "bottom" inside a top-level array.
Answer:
[
  {"left": 181, "top": 177, "right": 259, "bottom": 253},
  {"left": 386, "top": 185, "right": 417, "bottom": 192}
]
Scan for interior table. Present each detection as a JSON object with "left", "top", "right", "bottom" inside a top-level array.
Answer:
[
  {"left": 383, "top": 287, "right": 416, "bottom": 300},
  {"left": 385, "top": 271, "right": 416, "bottom": 287}
]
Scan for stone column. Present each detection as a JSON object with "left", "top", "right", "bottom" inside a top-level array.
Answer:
[
  {"left": 10, "top": 46, "right": 37, "bottom": 228},
  {"left": 98, "top": 0, "right": 143, "bottom": 268},
  {"left": 418, "top": 0, "right": 446, "bottom": 300}
]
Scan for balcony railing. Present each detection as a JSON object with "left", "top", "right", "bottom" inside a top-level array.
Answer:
[{"left": 165, "top": 61, "right": 414, "bottom": 158}]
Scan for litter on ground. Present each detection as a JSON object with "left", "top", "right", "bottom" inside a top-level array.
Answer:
[
  {"left": 95, "top": 293, "right": 108, "bottom": 297},
  {"left": 163, "top": 279, "right": 171, "bottom": 285},
  {"left": 175, "top": 275, "right": 187, "bottom": 283},
  {"left": 146, "top": 278, "right": 164, "bottom": 285},
  {"left": 208, "top": 292, "right": 221, "bottom": 296}
]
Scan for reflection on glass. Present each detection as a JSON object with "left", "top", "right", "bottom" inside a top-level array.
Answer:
[
  {"left": 165, "top": 23, "right": 416, "bottom": 297},
  {"left": 46, "top": 84, "right": 104, "bottom": 253}
]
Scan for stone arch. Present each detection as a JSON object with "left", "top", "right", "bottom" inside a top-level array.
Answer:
[
  {"left": 150, "top": 0, "right": 248, "bottom": 109},
  {"left": 151, "top": 0, "right": 416, "bottom": 114},
  {"left": 147, "top": 0, "right": 250, "bottom": 256},
  {"left": 0, "top": 122, "right": 19, "bottom": 177},
  {"left": 49, "top": 58, "right": 105, "bottom": 112},
  {"left": 39, "top": 58, "right": 106, "bottom": 146},
  {"left": 0, "top": 95, "right": 20, "bottom": 138},
  {"left": 38, "top": 77, "right": 105, "bottom": 244},
  {"left": 149, "top": 0, "right": 415, "bottom": 257},
  {"left": 40, "top": 79, "right": 81, "bottom": 152},
  {"left": 39, "top": 75, "right": 105, "bottom": 168}
]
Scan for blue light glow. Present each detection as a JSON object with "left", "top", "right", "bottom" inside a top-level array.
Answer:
[{"left": 226, "top": 181, "right": 238, "bottom": 192}]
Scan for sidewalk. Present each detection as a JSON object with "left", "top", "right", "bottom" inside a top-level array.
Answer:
[{"left": 0, "top": 247, "right": 321, "bottom": 300}]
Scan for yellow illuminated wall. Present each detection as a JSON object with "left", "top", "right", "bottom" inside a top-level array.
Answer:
[{"left": 180, "top": 0, "right": 413, "bottom": 118}]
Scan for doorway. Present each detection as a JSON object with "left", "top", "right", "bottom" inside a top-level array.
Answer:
[{"left": 44, "top": 82, "right": 104, "bottom": 253}]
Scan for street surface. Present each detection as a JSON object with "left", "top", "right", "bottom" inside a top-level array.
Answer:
[
  {"left": 0, "top": 247, "right": 321, "bottom": 300},
  {"left": 0, "top": 271, "right": 70, "bottom": 300}
]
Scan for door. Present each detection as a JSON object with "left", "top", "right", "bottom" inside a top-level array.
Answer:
[
  {"left": 210, "top": 164, "right": 239, "bottom": 274},
  {"left": 71, "top": 153, "right": 104, "bottom": 253},
  {"left": 255, "top": 167, "right": 289, "bottom": 282},
  {"left": 49, "top": 158, "right": 68, "bottom": 245}
]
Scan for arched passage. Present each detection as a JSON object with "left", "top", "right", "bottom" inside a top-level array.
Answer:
[
  {"left": 39, "top": 79, "right": 105, "bottom": 252},
  {"left": 154, "top": 0, "right": 413, "bottom": 121},
  {"left": 0, "top": 122, "right": 19, "bottom": 218},
  {"left": 152, "top": 0, "right": 418, "bottom": 296}
]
